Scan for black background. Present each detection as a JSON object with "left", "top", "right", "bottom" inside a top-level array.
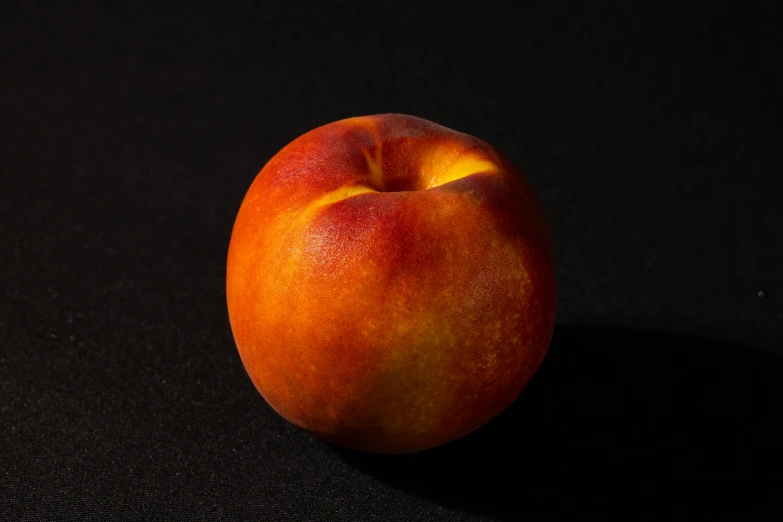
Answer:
[{"left": 2, "top": 1, "right": 782, "bottom": 520}]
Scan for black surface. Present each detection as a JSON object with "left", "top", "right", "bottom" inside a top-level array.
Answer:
[{"left": 2, "top": 2, "right": 782, "bottom": 520}]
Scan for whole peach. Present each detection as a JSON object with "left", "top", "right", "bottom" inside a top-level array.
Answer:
[{"left": 226, "top": 114, "right": 555, "bottom": 453}]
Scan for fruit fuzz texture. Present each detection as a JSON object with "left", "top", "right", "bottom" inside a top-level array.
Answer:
[{"left": 226, "top": 114, "right": 556, "bottom": 453}]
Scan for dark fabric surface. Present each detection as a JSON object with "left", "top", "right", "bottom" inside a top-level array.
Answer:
[{"left": 2, "top": 1, "right": 782, "bottom": 520}]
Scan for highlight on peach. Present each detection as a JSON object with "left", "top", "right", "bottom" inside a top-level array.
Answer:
[{"left": 226, "top": 114, "right": 556, "bottom": 454}]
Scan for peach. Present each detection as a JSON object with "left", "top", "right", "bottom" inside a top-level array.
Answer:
[{"left": 226, "top": 114, "right": 555, "bottom": 453}]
